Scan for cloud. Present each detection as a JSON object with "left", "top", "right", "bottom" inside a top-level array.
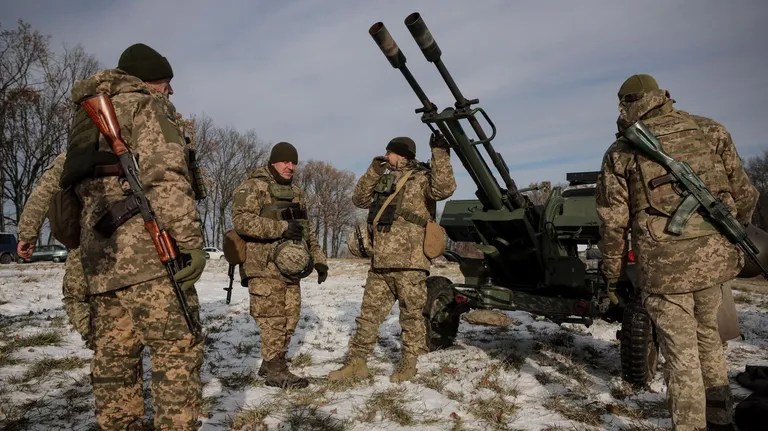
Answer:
[{"left": 4, "top": 0, "right": 767, "bottom": 199}]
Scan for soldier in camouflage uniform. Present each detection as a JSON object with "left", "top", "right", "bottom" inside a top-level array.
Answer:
[
  {"left": 328, "top": 132, "right": 456, "bottom": 383},
  {"left": 63, "top": 43, "right": 206, "bottom": 430},
  {"left": 16, "top": 153, "right": 89, "bottom": 342},
  {"left": 232, "top": 142, "right": 328, "bottom": 389},
  {"left": 597, "top": 74, "right": 758, "bottom": 431}
]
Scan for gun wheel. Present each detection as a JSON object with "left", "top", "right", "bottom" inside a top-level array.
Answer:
[
  {"left": 619, "top": 301, "right": 659, "bottom": 385},
  {"left": 424, "top": 276, "right": 464, "bottom": 351}
]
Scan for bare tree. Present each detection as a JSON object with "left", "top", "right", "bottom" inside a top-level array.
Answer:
[
  {"left": 195, "top": 123, "right": 267, "bottom": 246},
  {"left": 0, "top": 20, "right": 98, "bottom": 230},
  {"left": 295, "top": 160, "right": 356, "bottom": 257},
  {"left": 745, "top": 150, "right": 768, "bottom": 229}
]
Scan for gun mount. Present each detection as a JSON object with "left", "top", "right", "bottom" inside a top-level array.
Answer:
[{"left": 369, "top": 13, "right": 657, "bottom": 385}]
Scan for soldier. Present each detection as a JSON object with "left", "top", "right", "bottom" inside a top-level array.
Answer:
[
  {"left": 231, "top": 142, "right": 328, "bottom": 389},
  {"left": 328, "top": 132, "right": 456, "bottom": 383},
  {"left": 16, "top": 153, "right": 89, "bottom": 342},
  {"left": 597, "top": 74, "right": 758, "bottom": 431},
  {"left": 62, "top": 43, "right": 206, "bottom": 430}
]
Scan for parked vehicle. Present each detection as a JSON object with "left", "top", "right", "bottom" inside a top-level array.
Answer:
[
  {"left": 19, "top": 244, "right": 68, "bottom": 263},
  {"left": 0, "top": 232, "right": 17, "bottom": 264},
  {"left": 203, "top": 247, "right": 225, "bottom": 260}
]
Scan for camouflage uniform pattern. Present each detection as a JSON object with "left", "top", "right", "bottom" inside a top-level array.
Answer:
[
  {"left": 597, "top": 88, "right": 758, "bottom": 430},
  {"left": 16, "top": 153, "right": 89, "bottom": 340},
  {"left": 69, "top": 69, "right": 204, "bottom": 430},
  {"left": 347, "top": 146, "right": 455, "bottom": 359},
  {"left": 232, "top": 166, "right": 326, "bottom": 361}
]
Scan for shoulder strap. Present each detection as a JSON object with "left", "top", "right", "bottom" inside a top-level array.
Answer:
[{"left": 373, "top": 170, "right": 413, "bottom": 227}]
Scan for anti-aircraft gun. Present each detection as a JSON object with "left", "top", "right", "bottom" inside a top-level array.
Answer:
[{"left": 369, "top": 13, "right": 657, "bottom": 385}]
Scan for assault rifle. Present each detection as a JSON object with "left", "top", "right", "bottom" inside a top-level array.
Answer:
[
  {"left": 81, "top": 94, "right": 201, "bottom": 336},
  {"left": 623, "top": 121, "right": 768, "bottom": 279},
  {"left": 224, "top": 264, "right": 234, "bottom": 304}
]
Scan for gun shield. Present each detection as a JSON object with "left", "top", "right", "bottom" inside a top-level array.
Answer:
[
  {"left": 369, "top": 22, "right": 407, "bottom": 69},
  {"left": 405, "top": 12, "right": 442, "bottom": 63}
]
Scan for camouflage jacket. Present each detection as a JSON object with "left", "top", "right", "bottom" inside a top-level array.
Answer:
[
  {"left": 353, "top": 146, "right": 456, "bottom": 271},
  {"left": 232, "top": 166, "right": 326, "bottom": 283},
  {"left": 18, "top": 153, "right": 66, "bottom": 245},
  {"left": 597, "top": 89, "right": 758, "bottom": 294},
  {"left": 70, "top": 69, "right": 203, "bottom": 294}
]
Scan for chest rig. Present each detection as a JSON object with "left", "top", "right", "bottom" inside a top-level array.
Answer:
[
  {"left": 260, "top": 183, "right": 307, "bottom": 221},
  {"left": 367, "top": 169, "right": 433, "bottom": 232}
]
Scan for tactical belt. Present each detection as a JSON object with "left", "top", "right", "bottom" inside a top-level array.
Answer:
[{"left": 395, "top": 208, "right": 428, "bottom": 227}]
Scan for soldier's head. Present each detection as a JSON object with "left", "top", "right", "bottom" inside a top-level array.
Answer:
[
  {"left": 617, "top": 74, "right": 659, "bottom": 103},
  {"left": 269, "top": 142, "right": 298, "bottom": 182},
  {"left": 118, "top": 43, "right": 174, "bottom": 97},
  {"left": 385, "top": 136, "right": 416, "bottom": 168}
]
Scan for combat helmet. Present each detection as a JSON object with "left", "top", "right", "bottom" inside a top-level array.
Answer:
[{"left": 273, "top": 240, "right": 314, "bottom": 279}]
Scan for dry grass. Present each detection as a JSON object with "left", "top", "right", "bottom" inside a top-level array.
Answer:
[
  {"left": 283, "top": 406, "right": 348, "bottom": 431},
  {"left": 20, "top": 356, "right": 87, "bottom": 381},
  {"left": 229, "top": 401, "right": 278, "bottom": 430},
  {"left": 220, "top": 368, "right": 260, "bottom": 390},
  {"left": 543, "top": 394, "right": 604, "bottom": 427},
  {"left": 360, "top": 387, "right": 415, "bottom": 426},
  {"left": 291, "top": 352, "right": 312, "bottom": 369},
  {"left": 466, "top": 395, "right": 516, "bottom": 430}
]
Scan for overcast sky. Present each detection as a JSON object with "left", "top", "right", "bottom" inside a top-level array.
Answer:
[{"left": 4, "top": 0, "right": 767, "bottom": 200}]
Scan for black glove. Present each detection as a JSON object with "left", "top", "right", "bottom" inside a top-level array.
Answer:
[
  {"left": 429, "top": 131, "right": 448, "bottom": 149},
  {"left": 371, "top": 156, "right": 388, "bottom": 175},
  {"left": 315, "top": 263, "right": 328, "bottom": 284},
  {"left": 282, "top": 221, "right": 304, "bottom": 241}
]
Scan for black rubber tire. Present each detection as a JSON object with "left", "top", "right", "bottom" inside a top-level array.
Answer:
[
  {"left": 424, "top": 276, "right": 462, "bottom": 351},
  {"left": 0, "top": 253, "right": 11, "bottom": 264},
  {"left": 620, "top": 301, "right": 659, "bottom": 385}
]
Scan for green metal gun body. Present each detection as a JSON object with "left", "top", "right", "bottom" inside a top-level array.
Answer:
[
  {"left": 225, "top": 263, "right": 235, "bottom": 304},
  {"left": 623, "top": 121, "right": 767, "bottom": 279}
]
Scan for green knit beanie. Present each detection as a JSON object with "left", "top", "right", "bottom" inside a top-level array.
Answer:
[
  {"left": 386, "top": 137, "right": 416, "bottom": 159},
  {"left": 118, "top": 43, "right": 174, "bottom": 81},
  {"left": 617, "top": 74, "right": 659, "bottom": 100},
  {"left": 269, "top": 142, "right": 298, "bottom": 164}
]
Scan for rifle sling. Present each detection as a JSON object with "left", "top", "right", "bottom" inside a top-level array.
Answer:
[{"left": 649, "top": 173, "right": 675, "bottom": 189}]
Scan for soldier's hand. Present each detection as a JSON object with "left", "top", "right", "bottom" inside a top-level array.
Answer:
[
  {"left": 371, "top": 156, "right": 388, "bottom": 175},
  {"left": 315, "top": 263, "right": 328, "bottom": 284},
  {"left": 282, "top": 221, "right": 304, "bottom": 241},
  {"left": 174, "top": 248, "right": 207, "bottom": 290},
  {"left": 17, "top": 240, "right": 34, "bottom": 260},
  {"left": 429, "top": 131, "right": 449, "bottom": 149}
]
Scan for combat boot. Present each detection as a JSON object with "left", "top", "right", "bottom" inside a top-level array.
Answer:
[
  {"left": 327, "top": 357, "right": 369, "bottom": 381},
  {"left": 389, "top": 356, "right": 418, "bottom": 383},
  {"left": 262, "top": 355, "right": 309, "bottom": 389},
  {"left": 257, "top": 360, "right": 267, "bottom": 377}
]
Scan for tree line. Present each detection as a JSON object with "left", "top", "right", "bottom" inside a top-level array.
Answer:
[
  {"left": 0, "top": 21, "right": 359, "bottom": 257},
  {"left": 1, "top": 20, "right": 766, "bottom": 258}
]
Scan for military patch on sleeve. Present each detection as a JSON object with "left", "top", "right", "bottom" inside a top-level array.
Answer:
[
  {"left": 234, "top": 189, "right": 248, "bottom": 207},
  {"left": 158, "top": 112, "right": 182, "bottom": 145}
]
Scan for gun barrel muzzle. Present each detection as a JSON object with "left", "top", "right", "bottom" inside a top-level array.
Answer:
[
  {"left": 369, "top": 22, "right": 407, "bottom": 68},
  {"left": 404, "top": 12, "right": 441, "bottom": 63}
]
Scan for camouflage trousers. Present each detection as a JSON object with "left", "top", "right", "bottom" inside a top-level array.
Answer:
[
  {"left": 248, "top": 278, "right": 301, "bottom": 361},
  {"left": 89, "top": 277, "right": 203, "bottom": 431},
  {"left": 62, "top": 248, "right": 90, "bottom": 342},
  {"left": 644, "top": 284, "right": 733, "bottom": 431},
  {"left": 348, "top": 269, "right": 428, "bottom": 359}
]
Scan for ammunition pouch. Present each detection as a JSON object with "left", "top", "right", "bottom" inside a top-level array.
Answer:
[
  {"left": 367, "top": 202, "right": 397, "bottom": 232},
  {"left": 48, "top": 187, "right": 83, "bottom": 249},
  {"left": 260, "top": 201, "right": 307, "bottom": 221},
  {"left": 223, "top": 229, "right": 247, "bottom": 265},
  {"left": 186, "top": 148, "right": 207, "bottom": 201},
  {"left": 94, "top": 195, "right": 141, "bottom": 238}
]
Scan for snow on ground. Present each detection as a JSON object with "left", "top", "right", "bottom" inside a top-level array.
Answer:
[{"left": 1, "top": 258, "right": 766, "bottom": 430}]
